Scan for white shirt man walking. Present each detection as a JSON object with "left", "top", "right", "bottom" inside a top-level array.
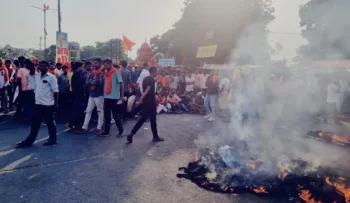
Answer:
[{"left": 16, "top": 61, "right": 59, "bottom": 148}]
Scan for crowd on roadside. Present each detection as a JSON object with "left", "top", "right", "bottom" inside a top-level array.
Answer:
[{"left": 0, "top": 56, "right": 232, "bottom": 142}]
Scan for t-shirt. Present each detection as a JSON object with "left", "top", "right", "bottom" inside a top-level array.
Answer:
[
  {"left": 167, "top": 94, "right": 181, "bottom": 103},
  {"left": 206, "top": 76, "right": 219, "bottom": 95},
  {"left": 200, "top": 74, "right": 208, "bottom": 89},
  {"left": 168, "top": 75, "right": 179, "bottom": 90},
  {"left": 193, "top": 74, "right": 201, "bottom": 87},
  {"left": 185, "top": 76, "right": 195, "bottom": 92},
  {"left": 121, "top": 68, "right": 131, "bottom": 92},
  {"left": 17, "top": 68, "right": 29, "bottom": 91},
  {"left": 104, "top": 71, "right": 123, "bottom": 100},
  {"left": 142, "top": 76, "right": 156, "bottom": 107},
  {"left": 219, "top": 78, "right": 231, "bottom": 95},
  {"left": 137, "top": 69, "right": 150, "bottom": 93}
]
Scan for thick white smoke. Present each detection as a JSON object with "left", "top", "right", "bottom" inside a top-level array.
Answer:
[{"left": 195, "top": 0, "right": 350, "bottom": 174}]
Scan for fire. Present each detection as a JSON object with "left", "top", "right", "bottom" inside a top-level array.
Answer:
[
  {"left": 194, "top": 152, "right": 199, "bottom": 162},
  {"left": 331, "top": 134, "right": 350, "bottom": 144},
  {"left": 325, "top": 177, "right": 350, "bottom": 201},
  {"left": 252, "top": 186, "right": 268, "bottom": 194},
  {"left": 298, "top": 190, "right": 326, "bottom": 203},
  {"left": 279, "top": 166, "right": 288, "bottom": 180},
  {"left": 223, "top": 186, "right": 228, "bottom": 192},
  {"left": 318, "top": 132, "right": 324, "bottom": 137},
  {"left": 249, "top": 159, "right": 263, "bottom": 169}
]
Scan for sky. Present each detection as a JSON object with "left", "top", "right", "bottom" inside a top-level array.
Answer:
[{"left": 0, "top": 0, "right": 308, "bottom": 61}]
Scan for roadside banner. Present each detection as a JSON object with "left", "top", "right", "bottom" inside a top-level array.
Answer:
[
  {"left": 56, "top": 31, "right": 69, "bottom": 63},
  {"left": 159, "top": 58, "right": 176, "bottom": 67},
  {"left": 196, "top": 45, "right": 218, "bottom": 58}
]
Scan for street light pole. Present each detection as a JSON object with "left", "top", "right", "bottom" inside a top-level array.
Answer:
[
  {"left": 31, "top": 4, "right": 57, "bottom": 53},
  {"left": 58, "top": 0, "right": 62, "bottom": 32}
]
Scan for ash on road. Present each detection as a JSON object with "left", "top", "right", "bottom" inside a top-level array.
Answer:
[{"left": 0, "top": 114, "right": 285, "bottom": 203}]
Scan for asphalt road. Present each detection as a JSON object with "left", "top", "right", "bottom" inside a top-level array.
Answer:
[{"left": 0, "top": 113, "right": 322, "bottom": 203}]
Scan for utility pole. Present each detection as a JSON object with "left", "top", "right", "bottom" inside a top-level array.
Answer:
[
  {"left": 58, "top": 0, "right": 62, "bottom": 32},
  {"left": 31, "top": 4, "right": 57, "bottom": 54},
  {"left": 39, "top": 36, "right": 43, "bottom": 51}
]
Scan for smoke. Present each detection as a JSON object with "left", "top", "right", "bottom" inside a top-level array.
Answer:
[{"left": 195, "top": 0, "right": 350, "bottom": 175}]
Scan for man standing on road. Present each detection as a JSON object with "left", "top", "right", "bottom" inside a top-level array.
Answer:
[
  {"left": 16, "top": 61, "right": 59, "bottom": 147},
  {"left": 204, "top": 72, "right": 219, "bottom": 122},
  {"left": 136, "top": 62, "right": 150, "bottom": 93},
  {"left": 126, "top": 67, "right": 164, "bottom": 144},
  {"left": 79, "top": 58, "right": 105, "bottom": 135},
  {"left": 100, "top": 59, "right": 125, "bottom": 137},
  {"left": 120, "top": 60, "right": 132, "bottom": 121},
  {"left": 0, "top": 60, "right": 9, "bottom": 114}
]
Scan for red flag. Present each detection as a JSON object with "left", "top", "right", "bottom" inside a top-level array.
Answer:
[{"left": 123, "top": 35, "right": 136, "bottom": 51}]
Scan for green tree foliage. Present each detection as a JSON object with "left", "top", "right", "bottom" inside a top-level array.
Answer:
[
  {"left": 298, "top": 0, "right": 350, "bottom": 61},
  {"left": 80, "top": 45, "right": 96, "bottom": 59},
  {"left": 150, "top": 0, "right": 275, "bottom": 66},
  {"left": 44, "top": 45, "right": 57, "bottom": 62}
]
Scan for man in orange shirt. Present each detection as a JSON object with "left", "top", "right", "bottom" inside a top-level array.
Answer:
[{"left": 158, "top": 71, "right": 169, "bottom": 92}]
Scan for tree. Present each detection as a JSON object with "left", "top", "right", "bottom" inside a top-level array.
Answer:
[
  {"left": 150, "top": 0, "right": 275, "bottom": 66},
  {"left": 298, "top": 0, "right": 350, "bottom": 61},
  {"left": 95, "top": 38, "right": 127, "bottom": 61},
  {"left": 80, "top": 45, "right": 96, "bottom": 59},
  {"left": 44, "top": 45, "right": 57, "bottom": 62}
]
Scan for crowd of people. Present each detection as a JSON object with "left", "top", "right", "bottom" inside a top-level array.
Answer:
[{"left": 0, "top": 56, "right": 232, "bottom": 147}]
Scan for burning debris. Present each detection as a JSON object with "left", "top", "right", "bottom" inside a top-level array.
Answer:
[
  {"left": 177, "top": 147, "right": 350, "bottom": 203},
  {"left": 305, "top": 131, "right": 350, "bottom": 148}
]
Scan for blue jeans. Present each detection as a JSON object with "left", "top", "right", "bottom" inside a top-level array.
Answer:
[{"left": 204, "top": 94, "right": 216, "bottom": 116}]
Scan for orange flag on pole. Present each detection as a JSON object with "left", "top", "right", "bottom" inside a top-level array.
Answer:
[{"left": 123, "top": 35, "right": 136, "bottom": 51}]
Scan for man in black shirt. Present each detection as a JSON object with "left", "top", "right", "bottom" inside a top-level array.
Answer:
[{"left": 126, "top": 67, "right": 164, "bottom": 144}]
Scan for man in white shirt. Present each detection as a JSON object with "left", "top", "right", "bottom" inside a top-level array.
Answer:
[
  {"left": 199, "top": 71, "right": 208, "bottom": 90},
  {"left": 136, "top": 63, "right": 150, "bottom": 93},
  {"left": 326, "top": 81, "right": 339, "bottom": 124},
  {"left": 55, "top": 63, "right": 63, "bottom": 76},
  {"left": 185, "top": 72, "right": 195, "bottom": 92},
  {"left": 0, "top": 60, "right": 9, "bottom": 114},
  {"left": 17, "top": 61, "right": 59, "bottom": 148},
  {"left": 219, "top": 77, "right": 231, "bottom": 111}
]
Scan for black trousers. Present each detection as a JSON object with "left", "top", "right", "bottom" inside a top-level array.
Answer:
[
  {"left": 104, "top": 98, "right": 123, "bottom": 134},
  {"left": 58, "top": 92, "right": 70, "bottom": 119},
  {"left": 131, "top": 104, "right": 159, "bottom": 138},
  {"left": 24, "top": 104, "right": 57, "bottom": 144},
  {"left": 6, "top": 85, "right": 14, "bottom": 108},
  {"left": 15, "top": 91, "right": 25, "bottom": 118},
  {"left": 0, "top": 87, "right": 7, "bottom": 111}
]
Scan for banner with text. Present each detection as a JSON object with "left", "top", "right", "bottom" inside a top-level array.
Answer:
[
  {"left": 158, "top": 58, "right": 176, "bottom": 67},
  {"left": 56, "top": 32, "right": 69, "bottom": 64}
]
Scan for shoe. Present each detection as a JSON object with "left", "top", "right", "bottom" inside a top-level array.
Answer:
[
  {"left": 152, "top": 136, "right": 165, "bottom": 142},
  {"left": 126, "top": 133, "right": 133, "bottom": 144},
  {"left": 98, "top": 132, "right": 111, "bottom": 137},
  {"left": 16, "top": 141, "right": 33, "bottom": 148},
  {"left": 116, "top": 130, "right": 125, "bottom": 138},
  {"left": 207, "top": 116, "right": 215, "bottom": 122},
  {"left": 74, "top": 129, "right": 87, "bottom": 134},
  {"left": 204, "top": 114, "right": 212, "bottom": 120},
  {"left": 94, "top": 129, "right": 103, "bottom": 135},
  {"left": 43, "top": 140, "right": 56, "bottom": 146},
  {"left": 111, "top": 119, "right": 115, "bottom": 124}
]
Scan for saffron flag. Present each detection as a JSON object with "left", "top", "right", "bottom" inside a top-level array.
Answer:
[{"left": 123, "top": 35, "right": 136, "bottom": 51}]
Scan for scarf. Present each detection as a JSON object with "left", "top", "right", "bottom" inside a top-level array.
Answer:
[
  {"left": 0, "top": 65, "right": 9, "bottom": 83},
  {"left": 90, "top": 67, "right": 103, "bottom": 91},
  {"left": 105, "top": 68, "right": 117, "bottom": 94},
  {"left": 49, "top": 69, "right": 57, "bottom": 77}
]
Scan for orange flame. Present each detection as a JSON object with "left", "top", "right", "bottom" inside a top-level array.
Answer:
[
  {"left": 253, "top": 186, "right": 268, "bottom": 194},
  {"left": 279, "top": 167, "right": 288, "bottom": 179},
  {"left": 331, "top": 134, "right": 350, "bottom": 144},
  {"left": 318, "top": 132, "right": 324, "bottom": 137},
  {"left": 194, "top": 152, "right": 199, "bottom": 162},
  {"left": 223, "top": 186, "right": 228, "bottom": 192},
  {"left": 249, "top": 159, "right": 263, "bottom": 169},
  {"left": 298, "top": 190, "right": 326, "bottom": 203},
  {"left": 325, "top": 177, "right": 350, "bottom": 201}
]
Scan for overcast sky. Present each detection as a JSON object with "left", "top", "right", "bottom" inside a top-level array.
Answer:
[{"left": 0, "top": 0, "right": 308, "bottom": 61}]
